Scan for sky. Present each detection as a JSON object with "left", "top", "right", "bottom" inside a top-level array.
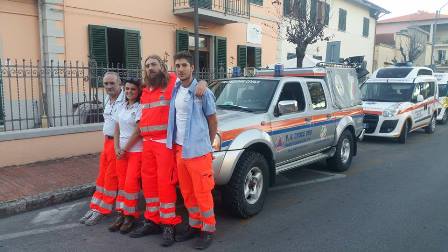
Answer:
[{"left": 369, "top": 0, "right": 448, "bottom": 20}]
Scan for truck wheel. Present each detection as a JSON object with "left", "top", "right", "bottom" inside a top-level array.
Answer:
[
  {"left": 425, "top": 114, "right": 436, "bottom": 134},
  {"left": 327, "top": 130, "right": 354, "bottom": 172},
  {"left": 398, "top": 121, "right": 408, "bottom": 144},
  {"left": 221, "top": 151, "right": 269, "bottom": 219}
]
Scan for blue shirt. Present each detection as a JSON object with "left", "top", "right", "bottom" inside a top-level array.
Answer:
[{"left": 166, "top": 79, "right": 217, "bottom": 159}]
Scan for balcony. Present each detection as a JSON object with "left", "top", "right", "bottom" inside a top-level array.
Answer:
[{"left": 173, "top": 0, "right": 250, "bottom": 24}]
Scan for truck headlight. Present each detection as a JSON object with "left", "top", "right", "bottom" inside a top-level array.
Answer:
[
  {"left": 212, "top": 133, "right": 221, "bottom": 152},
  {"left": 383, "top": 109, "right": 397, "bottom": 117}
]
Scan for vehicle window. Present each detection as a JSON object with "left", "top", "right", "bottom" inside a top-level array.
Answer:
[
  {"left": 376, "top": 68, "right": 413, "bottom": 78},
  {"left": 439, "top": 84, "right": 448, "bottom": 97},
  {"left": 361, "top": 82, "right": 415, "bottom": 102},
  {"left": 210, "top": 79, "right": 279, "bottom": 113},
  {"left": 428, "top": 82, "right": 435, "bottom": 97},
  {"left": 417, "top": 69, "right": 433, "bottom": 76},
  {"left": 307, "top": 82, "right": 327, "bottom": 110},
  {"left": 419, "top": 82, "right": 434, "bottom": 99},
  {"left": 278, "top": 82, "right": 306, "bottom": 113},
  {"left": 411, "top": 83, "right": 423, "bottom": 102}
]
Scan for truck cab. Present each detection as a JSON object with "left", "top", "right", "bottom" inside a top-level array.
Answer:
[{"left": 434, "top": 73, "right": 448, "bottom": 124}]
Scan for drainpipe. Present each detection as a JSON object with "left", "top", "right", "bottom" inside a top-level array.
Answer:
[{"left": 37, "top": 0, "right": 49, "bottom": 128}]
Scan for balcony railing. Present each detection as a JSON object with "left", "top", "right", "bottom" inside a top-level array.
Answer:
[{"left": 173, "top": 0, "right": 250, "bottom": 24}]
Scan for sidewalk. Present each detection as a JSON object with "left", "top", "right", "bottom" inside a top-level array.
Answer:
[{"left": 0, "top": 154, "right": 99, "bottom": 218}]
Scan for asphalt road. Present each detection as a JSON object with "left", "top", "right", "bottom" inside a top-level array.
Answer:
[{"left": 1, "top": 124, "right": 448, "bottom": 252}]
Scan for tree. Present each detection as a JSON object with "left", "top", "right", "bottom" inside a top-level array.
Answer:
[
  {"left": 398, "top": 28, "right": 427, "bottom": 63},
  {"left": 282, "top": 0, "right": 332, "bottom": 67}
]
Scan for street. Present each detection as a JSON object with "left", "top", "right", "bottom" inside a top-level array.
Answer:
[{"left": 1, "top": 125, "right": 447, "bottom": 252}]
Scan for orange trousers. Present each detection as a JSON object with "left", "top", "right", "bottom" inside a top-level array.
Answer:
[
  {"left": 141, "top": 140, "right": 181, "bottom": 225},
  {"left": 90, "top": 138, "right": 118, "bottom": 214},
  {"left": 116, "top": 151, "right": 142, "bottom": 218},
  {"left": 175, "top": 145, "right": 216, "bottom": 232}
]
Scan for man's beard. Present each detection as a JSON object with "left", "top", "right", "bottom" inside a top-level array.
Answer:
[{"left": 148, "top": 71, "right": 164, "bottom": 88}]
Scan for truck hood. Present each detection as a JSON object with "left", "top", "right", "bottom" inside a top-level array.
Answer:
[
  {"left": 216, "top": 109, "right": 267, "bottom": 133},
  {"left": 362, "top": 101, "right": 410, "bottom": 112}
]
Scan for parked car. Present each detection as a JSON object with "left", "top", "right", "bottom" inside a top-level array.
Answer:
[
  {"left": 434, "top": 73, "right": 448, "bottom": 124},
  {"left": 361, "top": 66, "right": 438, "bottom": 144},
  {"left": 209, "top": 66, "right": 364, "bottom": 218}
]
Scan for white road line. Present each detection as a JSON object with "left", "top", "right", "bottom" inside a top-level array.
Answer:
[
  {"left": 271, "top": 173, "right": 346, "bottom": 192},
  {"left": 0, "top": 223, "right": 82, "bottom": 242}
]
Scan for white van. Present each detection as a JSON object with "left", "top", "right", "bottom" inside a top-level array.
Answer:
[
  {"left": 361, "top": 66, "right": 438, "bottom": 143},
  {"left": 434, "top": 73, "right": 448, "bottom": 124}
]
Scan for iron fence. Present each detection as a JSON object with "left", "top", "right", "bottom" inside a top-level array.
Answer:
[
  {"left": 173, "top": 0, "right": 250, "bottom": 18},
  {"left": 0, "top": 59, "right": 231, "bottom": 132}
]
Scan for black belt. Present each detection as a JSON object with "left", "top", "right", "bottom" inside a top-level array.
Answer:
[{"left": 105, "top": 135, "right": 114, "bottom": 139}]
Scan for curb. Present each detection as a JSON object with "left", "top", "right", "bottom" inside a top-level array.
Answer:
[{"left": 0, "top": 183, "right": 95, "bottom": 219}]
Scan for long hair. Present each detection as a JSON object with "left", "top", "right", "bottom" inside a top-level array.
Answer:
[
  {"left": 124, "top": 77, "right": 142, "bottom": 104},
  {"left": 143, "top": 55, "right": 170, "bottom": 89}
]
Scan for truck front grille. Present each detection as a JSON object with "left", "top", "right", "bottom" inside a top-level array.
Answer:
[{"left": 363, "top": 114, "right": 379, "bottom": 134}]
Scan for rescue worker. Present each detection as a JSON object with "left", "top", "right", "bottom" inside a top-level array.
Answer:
[
  {"left": 79, "top": 72, "right": 124, "bottom": 225},
  {"left": 167, "top": 51, "right": 218, "bottom": 250},
  {"left": 129, "top": 55, "right": 208, "bottom": 247},
  {"left": 109, "top": 77, "right": 143, "bottom": 234}
]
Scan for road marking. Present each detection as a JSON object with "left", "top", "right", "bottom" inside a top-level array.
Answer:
[
  {"left": 271, "top": 172, "right": 346, "bottom": 192},
  {"left": 31, "top": 202, "right": 85, "bottom": 225},
  {"left": 0, "top": 223, "right": 82, "bottom": 242}
]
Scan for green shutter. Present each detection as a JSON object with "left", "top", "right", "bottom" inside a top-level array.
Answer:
[
  {"left": 363, "top": 17, "right": 369, "bottom": 37},
  {"left": 255, "top": 47, "right": 262, "bottom": 68},
  {"left": 0, "top": 63, "right": 4, "bottom": 124},
  {"left": 190, "top": 0, "right": 211, "bottom": 8},
  {"left": 250, "top": 0, "right": 263, "bottom": 5},
  {"left": 214, "top": 36, "right": 227, "bottom": 78},
  {"left": 338, "top": 9, "right": 346, "bottom": 31},
  {"left": 125, "top": 29, "right": 141, "bottom": 77},
  {"left": 299, "top": 0, "right": 307, "bottom": 19},
  {"left": 283, "top": 0, "right": 290, "bottom": 16},
  {"left": 324, "top": 3, "right": 330, "bottom": 25},
  {"left": 176, "top": 30, "right": 189, "bottom": 52},
  {"left": 310, "top": 0, "right": 317, "bottom": 22},
  {"left": 88, "top": 25, "right": 108, "bottom": 87},
  {"left": 237, "top": 45, "right": 247, "bottom": 69}
]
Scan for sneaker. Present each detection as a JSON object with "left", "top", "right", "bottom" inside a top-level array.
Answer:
[
  {"left": 175, "top": 225, "right": 200, "bottom": 242},
  {"left": 84, "top": 211, "right": 105, "bottom": 226},
  {"left": 194, "top": 231, "right": 214, "bottom": 250},
  {"left": 79, "top": 210, "right": 94, "bottom": 224},
  {"left": 129, "top": 220, "right": 161, "bottom": 238},
  {"left": 160, "top": 225, "right": 175, "bottom": 247},
  {"left": 108, "top": 213, "right": 125, "bottom": 232},
  {"left": 119, "top": 216, "right": 135, "bottom": 234}
]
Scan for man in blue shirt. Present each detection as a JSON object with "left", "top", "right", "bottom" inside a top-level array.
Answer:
[{"left": 166, "top": 51, "right": 217, "bottom": 250}]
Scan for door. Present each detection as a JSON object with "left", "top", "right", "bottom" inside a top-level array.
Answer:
[
  {"left": 304, "top": 80, "right": 335, "bottom": 152},
  {"left": 270, "top": 81, "right": 312, "bottom": 165},
  {"left": 326, "top": 41, "right": 341, "bottom": 63},
  {"left": 411, "top": 82, "right": 430, "bottom": 127}
]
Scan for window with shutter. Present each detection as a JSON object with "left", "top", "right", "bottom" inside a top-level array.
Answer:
[
  {"left": 176, "top": 30, "right": 190, "bottom": 52},
  {"left": 88, "top": 25, "right": 108, "bottom": 87},
  {"left": 255, "top": 47, "right": 262, "bottom": 68},
  {"left": 214, "top": 36, "right": 227, "bottom": 78},
  {"left": 237, "top": 45, "right": 247, "bottom": 69},
  {"left": 284, "top": 0, "right": 291, "bottom": 16},
  {"left": 324, "top": 3, "right": 330, "bottom": 25},
  {"left": 0, "top": 70, "right": 4, "bottom": 125},
  {"left": 125, "top": 29, "right": 141, "bottom": 77},
  {"left": 338, "top": 9, "right": 347, "bottom": 32},
  {"left": 363, "top": 17, "right": 370, "bottom": 37},
  {"left": 299, "top": 0, "right": 307, "bottom": 19},
  {"left": 311, "top": 0, "right": 317, "bottom": 22},
  {"left": 250, "top": 0, "right": 263, "bottom": 5}
]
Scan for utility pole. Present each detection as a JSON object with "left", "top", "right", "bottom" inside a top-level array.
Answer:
[
  {"left": 431, "top": 1, "right": 448, "bottom": 70},
  {"left": 194, "top": 0, "right": 200, "bottom": 77}
]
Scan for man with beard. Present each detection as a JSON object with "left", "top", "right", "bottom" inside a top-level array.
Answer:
[
  {"left": 79, "top": 72, "right": 124, "bottom": 225},
  {"left": 129, "top": 55, "right": 207, "bottom": 247}
]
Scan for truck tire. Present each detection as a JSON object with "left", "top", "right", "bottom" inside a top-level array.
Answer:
[
  {"left": 221, "top": 151, "right": 269, "bottom": 219},
  {"left": 398, "top": 121, "right": 408, "bottom": 144},
  {"left": 327, "top": 130, "right": 354, "bottom": 172},
  {"left": 424, "top": 114, "right": 436, "bottom": 134}
]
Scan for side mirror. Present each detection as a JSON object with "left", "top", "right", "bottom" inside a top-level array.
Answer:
[
  {"left": 278, "top": 100, "right": 298, "bottom": 115},
  {"left": 416, "top": 94, "right": 424, "bottom": 103}
]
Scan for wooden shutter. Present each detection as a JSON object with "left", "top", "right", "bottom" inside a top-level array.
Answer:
[
  {"left": 338, "top": 9, "right": 347, "bottom": 31},
  {"left": 237, "top": 45, "right": 247, "bottom": 69},
  {"left": 125, "top": 29, "right": 141, "bottom": 77},
  {"left": 214, "top": 36, "right": 227, "bottom": 78},
  {"left": 176, "top": 30, "right": 189, "bottom": 52},
  {"left": 283, "top": 0, "right": 291, "bottom": 16},
  {"left": 0, "top": 64, "right": 4, "bottom": 124},
  {"left": 88, "top": 25, "right": 108, "bottom": 87},
  {"left": 324, "top": 3, "right": 330, "bottom": 25},
  {"left": 310, "top": 0, "right": 317, "bottom": 22},
  {"left": 363, "top": 18, "right": 370, "bottom": 37},
  {"left": 255, "top": 47, "right": 262, "bottom": 68}
]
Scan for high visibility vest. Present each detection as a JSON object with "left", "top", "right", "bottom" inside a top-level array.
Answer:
[{"left": 139, "top": 73, "right": 176, "bottom": 140}]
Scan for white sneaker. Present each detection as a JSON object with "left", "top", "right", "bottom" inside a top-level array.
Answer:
[
  {"left": 79, "top": 209, "right": 95, "bottom": 224},
  {"left": 84, "top": 211, "right": 105, "bottom": 226}
]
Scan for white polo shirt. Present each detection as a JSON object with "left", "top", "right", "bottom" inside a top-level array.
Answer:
[
  {"left": 113, "top": 102, "right": 143, "bottom": 152},
  {"left": 103, "top": 89, "right": 125, "bottom": 136}
]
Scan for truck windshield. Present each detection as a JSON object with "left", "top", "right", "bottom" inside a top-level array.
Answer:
[
  {"left": 361, "top": 82, "right": 415, "bottom": 102},
  {"left": 209, "top": 79, "right": 279, "bottom": 112},
  {"left": 439, "top": 84, "right": 448, "bottom": 97}
]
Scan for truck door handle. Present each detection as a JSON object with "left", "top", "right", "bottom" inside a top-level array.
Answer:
[{"left": 305, "top": 117, "right": 311, "bottom": 122}]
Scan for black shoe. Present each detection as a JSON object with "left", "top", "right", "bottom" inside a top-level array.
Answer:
[
  {"left": 194, "top": 231, "right": 214, "bottom": 250},
  {"left": 119, "top": 216, "right": 135, "bottom": 234},
  {"left": 160, "top": 225, "right": 175, "bottom": 247},
  {"left": 129, "top": 220, "right": 161, "bottom": 238},
  {"left": 175, "top": 225, "right": 200, "bottom": 242},
  {"left": 108, "top": 213, "right": 125, "bottom": 232}
]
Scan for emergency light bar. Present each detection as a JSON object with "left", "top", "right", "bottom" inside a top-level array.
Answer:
[{"left": 255, "top": 64, "right": 326, "bottom": 78}]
